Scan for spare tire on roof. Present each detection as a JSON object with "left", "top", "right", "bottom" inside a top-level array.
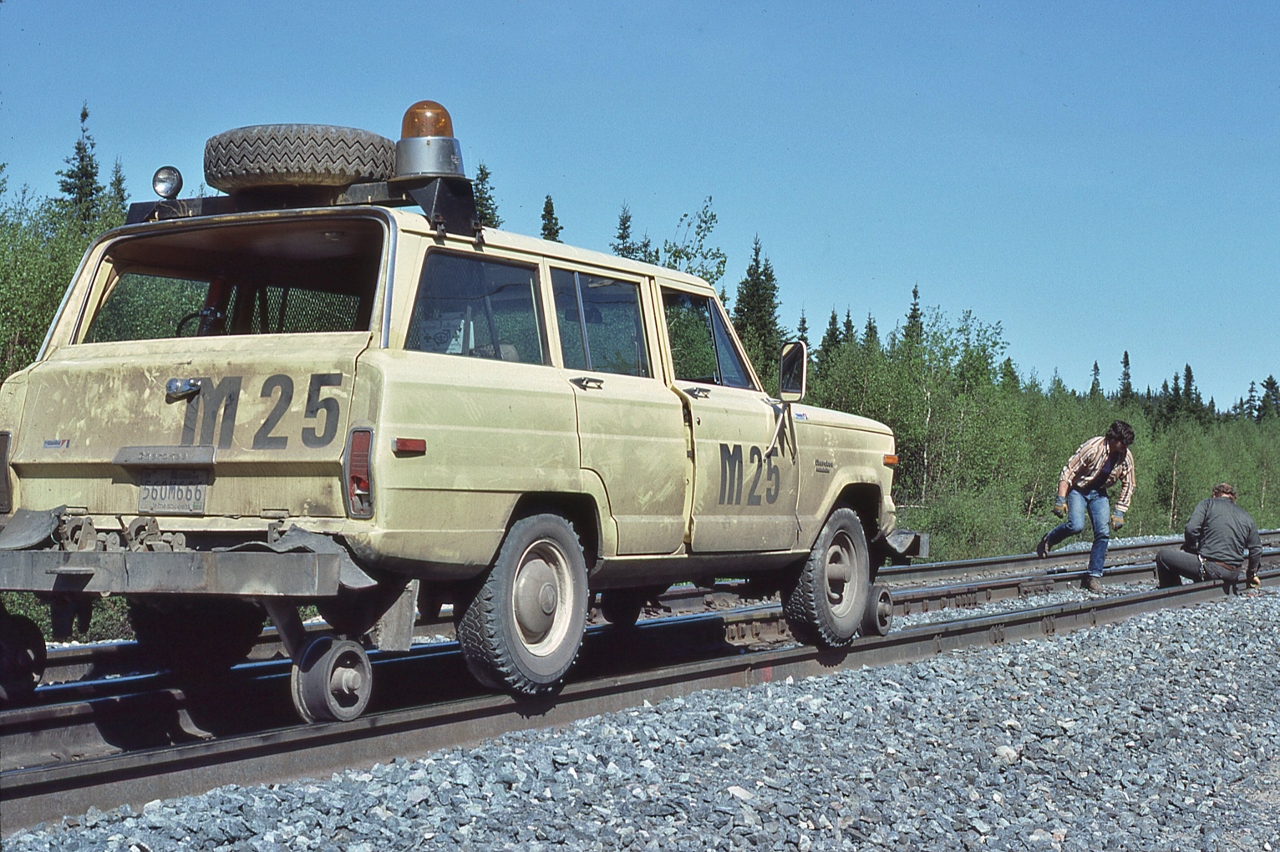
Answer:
[{"left": 204, "top": 124, "right": 396, "bottom": 193}]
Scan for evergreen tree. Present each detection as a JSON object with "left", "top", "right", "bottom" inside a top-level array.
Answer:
[
  {"left": 732, "top": 236, "right": 783, "bottom": 362},
  {"left": 1245, "top": 382, "right": 1260, "bottom": 420},
  {"left": 473, "top": 162, "right": 502, "bottom": 228},
  {"left": 901, "top": 286, "right": 924, "bottom": 349},
  {"left": 610, "top": 203, "right": 658, "bottom": 263},
  {"left": 795, "top": 309, "right": 810, "bottom": 347},
  {"left": 1089, "top": 361, "right": 1102, "bottom": 398},
  {"left": 1184, "top": 364, "right": 1200, "bottom": 410},
  {"left": 540, "top": 195, "right": 562, "bottom": 242},
  {"left": 816, "top": 309, "right": 842, "bottom": 380},
  {"left": 862, "top": 313, "right": 879, "bottom": 353},
  {"left": 57, "top": 102, "right": 103, "bottom": 233},
  {"left": 843, "top": 310, "right": 856, "bottom": 344},
  {"left": 103, "top": 158, "right": 128, "bottom": 226},
  {"left": 1118, "top": 351, "right": 1134, "bottom": 402},
  {"left": 1260, "top": 376, "right": 1280, "bottom": 422}
]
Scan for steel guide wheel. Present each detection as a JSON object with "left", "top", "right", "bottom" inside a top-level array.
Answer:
[{"left": 290, "top": 634, "right": 373, "bottom": 723}]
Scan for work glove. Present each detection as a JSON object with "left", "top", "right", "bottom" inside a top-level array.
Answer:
[
  {"left": 1247, "top": 572, "right": 1261, "bottom": 590},
  {"left": 1110, "top": 510, "right": 1125, "bottom": 529},
  {"left": 1052, "top": 496, "right": 1067, "bottom": 518}
]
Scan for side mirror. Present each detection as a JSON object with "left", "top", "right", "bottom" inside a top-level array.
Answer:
[{"left": 779, "top": 340, "right": 807, "bottom": 403}]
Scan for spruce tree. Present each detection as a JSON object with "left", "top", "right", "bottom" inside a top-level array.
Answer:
[
  {"left": 1118, "top": 351, "right": 1134, "bottom": 403},
  {"left": 1260, "top": 375, "right": 1280, "bottom": 421},
  {"left": 540, "top": 195, "right": 562, "bottom": 242},
  {"left": 795, "top": 309, "right": 809, "bottom": 347},
  {"left": 815, "top": 309, "right": 842, "bottom": 383},
  {"left": 731, "top": 236, "right": 783, "bottom": 360},
  {"left": 473, "top": 163, "right": 502, "bottom": 228},
  {"left": 861, "top": 314, "right": 879, "bottom": 353},
  {"left": 1089, "top": 362, "right": 1102, "bottom": 398},
  {"left": 902, "top": 286, "right": 924, "bottom": 349},
  {"left": 611, "top": 203, "right": 658, "bottom": 263},
  {"left": 103, "top": 158, "right": 128, "bottom": 226},
  {"left": 57, "top": 102, "right": 103, "bottom": 233}
]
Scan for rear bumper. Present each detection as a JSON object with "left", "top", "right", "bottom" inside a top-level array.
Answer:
[{"left": 0, "top": 550, "right": 341, "bottom": 597}]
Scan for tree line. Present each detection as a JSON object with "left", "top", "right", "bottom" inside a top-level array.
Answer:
[{"left": 3, "top": 110, "right": 1277, "bottom": 561}]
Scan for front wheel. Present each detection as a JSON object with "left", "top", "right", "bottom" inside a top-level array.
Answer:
[
  {"left": 783, "top": 507, "right": 870, "bottom": 648},
  {"left": 456, "top": 514, "right": 588, "bottom": 695}
]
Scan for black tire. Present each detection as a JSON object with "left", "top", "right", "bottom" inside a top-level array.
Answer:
[
  {"left": 783, "top": 507, "right": 870, "bottom": 648},
  {"left": 0, "top": 614, "right": 46, "bottom": 705},
  {"left": 455, "top": 514, "right": 588, "bottom": 695},
  {"left": 598, "top": 587, "right": 663, "bottom": 628},
  {"left": 128, "top": 598, "right": 265, "bottom": 675},
  {"left": 204, "top": 124, "right": 396, "bottom": 193}
]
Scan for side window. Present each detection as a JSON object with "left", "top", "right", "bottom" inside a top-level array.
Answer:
[
  {"left": 551, "top": 269, "right": 650, "bottom": 378},
  {"left": 407, "top": 252, "right": 547, "bottom": 365},
  {"left": 661, "top": 289, "right": 753, "bottom": 389}
]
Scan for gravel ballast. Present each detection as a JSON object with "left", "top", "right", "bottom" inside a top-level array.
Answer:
[{"left": 7, "top": 588, "right": 1280, "bottom": 851}]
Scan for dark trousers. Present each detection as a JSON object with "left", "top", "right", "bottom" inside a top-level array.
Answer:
[{"left": 1155, "top": 546, "right": 1239, "bottom": 587}]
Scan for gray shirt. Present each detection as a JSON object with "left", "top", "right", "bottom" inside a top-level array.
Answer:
[{"left": 1185, "top": 497, "right": 1262, "bottom": 574}]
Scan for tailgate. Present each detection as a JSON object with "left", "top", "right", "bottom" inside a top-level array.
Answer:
[{"left": 13, "top": 334, "right": 369, "bottom": 520}]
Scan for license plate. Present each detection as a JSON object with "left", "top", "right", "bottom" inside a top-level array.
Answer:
[{"left": 138, "top": 469, "right": 208, "bottom": 515}]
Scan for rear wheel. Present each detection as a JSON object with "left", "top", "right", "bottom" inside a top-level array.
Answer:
[
  {"left": 598, "top": 587, "right": 664, "bottom": 627},
  {"left": 783, "top": 508, "right": 869, "bottom": 648},
  {"left": 128, "top": 598, "right": 265, "bottom": 675},
  {"left": 456, "top": 514, "right": 588, "bottom": 694},
  {"left": 0, "top": 613, "right": 46, "bottom": 705}
]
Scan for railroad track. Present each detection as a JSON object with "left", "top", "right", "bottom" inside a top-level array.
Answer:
[
  {"left": 3, "top": 537, "right": 1277, "bottom": 835},
  {"left": 37, "top": 532, "right": 1279, "bottom": 686}
]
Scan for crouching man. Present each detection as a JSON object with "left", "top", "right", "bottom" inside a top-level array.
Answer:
[{"left": 1156, "top": 483, "right": 1262, "bottom": 589}]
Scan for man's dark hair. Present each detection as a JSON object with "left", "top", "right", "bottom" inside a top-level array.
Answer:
[{"left": 1105, "top": 420, "right": 1135, "bottom": 447}]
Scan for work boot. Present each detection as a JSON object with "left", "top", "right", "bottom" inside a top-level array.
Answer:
[
  {"left": 1084, "top": 575, "right": 1103, "bottom": 594},
  {"left": 1036, "top": 534, "right": 1051, "bottom": 559}
]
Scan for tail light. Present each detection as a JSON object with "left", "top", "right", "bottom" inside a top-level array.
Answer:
[
  {"left": 344, "top": 428, "right": 374, "bottom": 518},
  {"left": 0, "top": 432, "right": 11, "bottom": 514}
]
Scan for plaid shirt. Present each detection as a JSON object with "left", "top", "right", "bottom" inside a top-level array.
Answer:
[{"left": 1059, "top": 436, "right": 1137, "bottom": 513}]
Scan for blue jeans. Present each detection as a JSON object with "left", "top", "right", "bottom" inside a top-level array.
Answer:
[{"left": 1045, "top": 488, "right": 1111, "bottom": 577}]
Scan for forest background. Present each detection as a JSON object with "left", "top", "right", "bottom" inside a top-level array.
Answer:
[{"left": 3, "top": 110, "right": 1278, "bottom": 571}]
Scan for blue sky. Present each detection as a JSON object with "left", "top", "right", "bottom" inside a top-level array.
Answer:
[{"left": 1, "top": 1, "right": 1276, "bottom": 407}]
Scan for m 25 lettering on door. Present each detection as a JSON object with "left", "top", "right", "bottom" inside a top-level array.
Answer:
[
  {"left": 718, "top": 443, "right": 780, "bottom": 506},
  {"left": 179, "top": 373, "right": 344, "bottom": 450}
]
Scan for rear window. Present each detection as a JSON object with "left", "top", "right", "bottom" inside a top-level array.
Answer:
[{"left": 81, "top": 217, "right": 383, "bottom": 343}]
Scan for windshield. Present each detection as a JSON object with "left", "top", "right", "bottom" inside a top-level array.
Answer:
[{"left": 80, "top": 217, "right": 384, "bottom": 343}]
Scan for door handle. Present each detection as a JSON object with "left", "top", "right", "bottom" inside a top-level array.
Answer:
[
  {"left": 571, "top": 376, "right": 605, "bottom": 390},
  {"left": 684, "top": 386, "right": 711, "bottom": 399}
]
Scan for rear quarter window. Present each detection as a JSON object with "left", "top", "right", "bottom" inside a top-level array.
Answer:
[{"left": 406, "top": 252, "right": 548, "bottom": 365}]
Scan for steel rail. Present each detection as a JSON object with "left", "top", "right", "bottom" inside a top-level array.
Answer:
[
  {"left": 876, "top": 529, "right": 1279, "bottom": 586},
  {"left": 5, "top": 563, "right": 1277, "bottom": 836}
]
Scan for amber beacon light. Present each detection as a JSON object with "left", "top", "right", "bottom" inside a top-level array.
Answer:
[{"left": 395, "top": 100, "right": 465, "bottom": 180}]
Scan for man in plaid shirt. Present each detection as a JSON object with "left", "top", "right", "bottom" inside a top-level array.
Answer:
[{"left": 1036, "top": 420, "right": 1137, "bottom": 593}]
